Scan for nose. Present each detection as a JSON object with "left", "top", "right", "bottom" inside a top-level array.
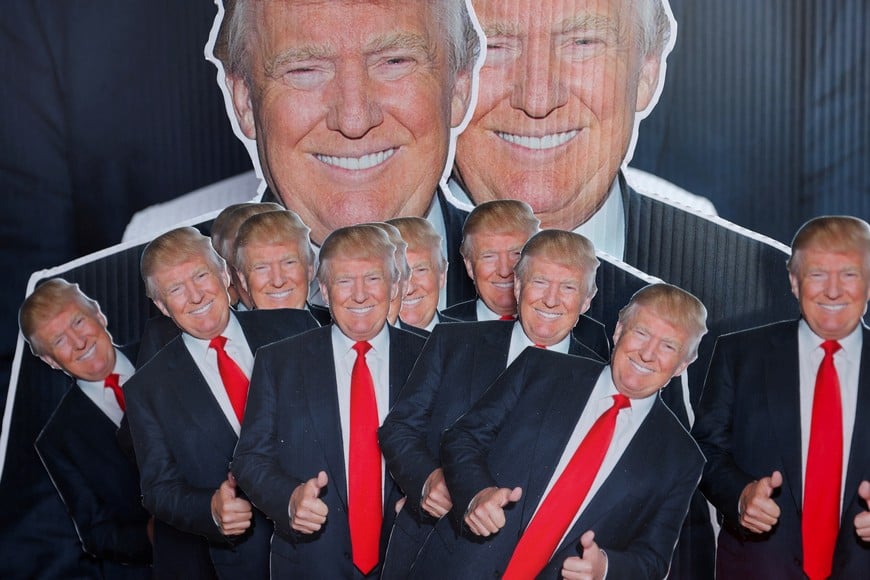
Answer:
[
  {"left": 325, "top": 61, "right": 384, "bottom": 139},
  {"left": 186, "top": 280, "right": 205, "bottom": 304},
  {"left": 496, "top": 253, "right": 515, "bottom": 279},
  {"left": 351, "top": 277, "right": 367, "bottom": 303},
  {"left": 68, "top": 329, "right": 87, "bottom": 350},
  {"left": 271, "top": 264, "right": 285, "bottom": 288},
  {"left": 510, "top": 38, "right": 568, "bottom": 118},
  {"left": 823, "top": 275, "right": 843, "bottom": 299},
  {"left": 639, "top": 339, "right": 658, "bottom": 362},
  {"left": 543, "top": 283, "right": 560, "bottom": 307}
]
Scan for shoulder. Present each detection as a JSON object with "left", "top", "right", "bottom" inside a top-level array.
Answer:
[
  {"left": 649, "top": 396, "right": 706, "bottom": 466},
  {"left": 714, "top": 319, "right": 797, "bottom": 352}
]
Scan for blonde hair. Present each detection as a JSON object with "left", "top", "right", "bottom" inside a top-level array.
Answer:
[
  {"left": 233, "top": 209, "right": 314, "bottom": 272},
  {"left": 19, "top": 279, "right": 103, "bottom": 356},
  {"left": 141, "top": 227, "right": 227, "bottom": 298},
  {"left": 787, "top": 215, "right": 870, "bottom": 275},
  {"left": 618, "top": 283, "right": 708, "bottom": 358},
  {"left": 515, "top": 230, "right": 599, "bottom": 298},
  {"left": 460, "top": 199, "right": 540, "bottom": 258},
  {"left": 387, "top": 216, "right": 447, "bottom": 272},
  {"left": 316, "top": 224, "right": 399, "bottom": 285}
]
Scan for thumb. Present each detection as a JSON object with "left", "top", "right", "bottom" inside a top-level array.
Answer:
[
  {"left": 767, "top": 470, "right": 783, "bottom": 492},
  {"left": 858, "top": 480, "right": 870, "bottom": 505},
  {"left": 227, "top": 471, "right": 238, "bottom": 488},
  {"left": 306, "top": 471, "right": 328, "bottom": 497},
  {"left": 221, "top": 478, "right": 237, "bottom": 499},
  {"left": 579, "top": 530, "right": 598, "bottom": 558},
  {"left": 505, "top": 486, "right": 523, "bottom": 504}
]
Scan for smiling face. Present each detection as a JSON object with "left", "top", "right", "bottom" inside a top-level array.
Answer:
[
  {"left": 401, "top": 245, "right": 446, "bottom": 327},
  {"left": 464, "top": 230, "right": 531, "bottom": 316},
  {"left": 457, "top": 0, "right": 661, "bottom": 229},
  {"left": 515, "top": 256, "right": 592, "bottom": 346},
  {"left": 152, "top": 257, "right": 232, "bottom": 340},
  {"left": 321, "top": 254, "right": 398, "bottom": 341},
  {"left": 610, "top": 304, "right": 692, "bottom": 399},
  {"left": 34, "top": 302, "right": 116, "bottom": 382},
  {"left": 228, "top": 0, "right": 472, "bottom": 244},
  {"left": 238, "top": 240, "right": 313, "bottom": 310},
  {"left": 789, "top": 247, "right": 870, "bottom": 341}
]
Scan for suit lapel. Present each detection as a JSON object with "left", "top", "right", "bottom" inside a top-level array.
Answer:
[
  {"left": 303, "top": 330, "right": 349, "bottom": 509},
  {"left": 764, "top": 322, "right": 803, "bottom": 513},
  {"left": 520, "top": 367, "right": 598, "bottom": 532},
  {"left": 469, "top": 324, "right": 512, "bottom": 405},
  {"left": 164, "top": 338, "right": 239, "bottom": 455}
]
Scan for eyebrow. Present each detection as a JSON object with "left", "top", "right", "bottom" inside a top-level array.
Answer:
[
  {"left": 482, "top": 13, "right": 619, "bottom": 38},
  {"left": 265, "top": 43, "right": 334, "bottom": 77}
]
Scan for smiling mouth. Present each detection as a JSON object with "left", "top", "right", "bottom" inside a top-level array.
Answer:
[
  {"left": 534, "top": 309, "right": 561, "bottom": 320},
  {"left": 77, "top": 343, "right": 97, "bottom": 362},
  {"left": 492, "top": 282, "right": 514, "bottom": 290},
  {"left": 496, "top": 130, "right": 579, "bottom": 151},
  {"left": 189, "top": 301, "right": 213, "bottom": 316},
  {"left": 402, "top": 296, "right": 423, "bottom": 307},
  {"left": 629, "top": 359, "right": 654, "bottom": 374},
  {"left": 347, "top": 305, "right": 375, "bottom": 315},
  {"left": 315, "top": 148, "right": 396, "bottom": 171},
  {"left": 267, "top": 289, "right": 293, "bottom": 299},
  {"left": 818, "top": 303, "right": 847, "bottom": 312}
]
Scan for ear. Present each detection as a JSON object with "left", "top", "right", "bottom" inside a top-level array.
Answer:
[
  {"left": 38, "top": 354, "right": 61, "bottom": 371},
  {"left": 513, "top": 278, "right": 522, "bottom": 305},
  {"left": 450, "top": 70, "right": 474, "bottom": 128},
  {"left": 579, "top": 293, "right": 594, "bottom": 315},
  {"left": 236, "top": 268, "right": 250, "bottom": 294},
  {"left": 673, "top": 357, "right": 693, "bottom": 379},
  {"left": 319, "top": 282, "right": 330, "bottom": 308},
  {"left": 438, "top": 266, "right": 447, "bottom": 290},
  {"left": 635, "top": 54, "right": 662, "bottom": 112},
  {"left": 463, "top": 257, "right": 476, "bottom": 282},
  {"left": 789, "top": 272, "right": 801, "bottom": 301},
  {"left": 153, "top": 298, "right": 171, "bottom": 319},
  {"left": 612, "top": 321, "right": 624, "bottom": 346},
  {"left": 306, "top": 264, "right": 316, "bottom": 284},
  {"left": 226, "top": 75, "right": 257, "bottom": 140}
]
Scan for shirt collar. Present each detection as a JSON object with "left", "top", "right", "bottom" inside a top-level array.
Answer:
[
  {"left": 573, "top": 177, "right": 625, "bottom": 259},
  {"left": 182, "top": 311, "right": 244, "bottom": 361},
  {"left": 331, "top": 321, "right": 390, "bottom": 356},
  {"left": 798, "top": 318, "right": 864, "bottom": 360},
  {"left": 512, "top": 321, "right": 572, "bottom": 354}
]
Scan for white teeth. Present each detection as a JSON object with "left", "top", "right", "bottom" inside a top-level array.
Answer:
[
  {"left": 316, "top": 148, "right": 396, "bottom": 170},
  {"left": 629, "top": 359, "right": 653, "bottom": 374},
  {"left": 268, "top": 290, "right": 292, "bottom": 299},
  {"left": 78, "top": 344, "right": 96, "bottom": 361},
  {"left": 348, "top": 306, "right": 375, "bottom": 314},
  {"left": 535, "top": 309, "right": 560, "bottom": 320},
  {"left": 190, "top": 301, "right": 213, "bottom": 315},
  {"left": 492, "top": 282, "right": 514, "bottom": 289},
  {"left": 402, "top": 297, "right": 423, "bottom": 306},
  {"left": 819, "top": 304, "right": 846, "bottom": 311},
  {"left": 497, "top": 130, "right": 578, "bottom": 150}
]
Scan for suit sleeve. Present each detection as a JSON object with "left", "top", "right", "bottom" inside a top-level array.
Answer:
[
  {"left": 379, "top": 328, "right": 447, "bottom": 519},
  {"left": 440, "top": 350, "right": 532, "bottom": 528},
  {"left": 691, "top": 337, "right": 756, "bottom": 527},
  {"left": 35, "top": 434, "right": 151, "bottom": 564},
  {"left": 124, "top": 377, "right": 226, "bottom": 543},
  {"left": 232, "top": 346, "right": 304, "bottom": 536}
]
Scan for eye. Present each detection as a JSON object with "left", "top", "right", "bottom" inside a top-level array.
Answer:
[
  {"left": 72, "top": 316, "right": 84, "bottom": 328},
  {"left": 282, "top": 64, "right": 333, "bottom": 89}
]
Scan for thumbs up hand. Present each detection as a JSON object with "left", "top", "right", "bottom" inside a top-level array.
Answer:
[
  {"left": 211, "top": 471, "right": 253, "bottom": 536},
  {"left": 854, "top": 480, "right": 870, "bottom": 542},
  {"left": 464, "top": 486, "right": 523, "bottom": 537},
  {"left": 561, "top": 530, "right": 607, "bottom": 580},
  {"left": 738, "top": 470, "right": 783, "bottom": 533},
  {"left": 289, "top": 470, "right": 330, "bottom": 534}
]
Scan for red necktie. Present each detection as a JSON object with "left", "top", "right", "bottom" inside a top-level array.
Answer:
[
  {"left": 502, "top": 394, "right": 631, "bottom": 580},
  {"left": 349, "top": 341, "right": 382, "bottom": 575},
  {"left": 208, "top": 336, "right": 249, "bottom": 424},
  {"left": 499, "top": 314, "right": 516, "bottom": 321},
  {"left": 802, "top": 340, "right": 843, "bottom": 580},
  {"left": 534, "top": 344, "right": 548, "bottom": 349},
  {"left": 103, "top": 373, "right": 125, "bottom": 412}
]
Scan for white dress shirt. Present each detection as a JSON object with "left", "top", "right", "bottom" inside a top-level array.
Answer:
[
  {"left": 533, "top": 368, "right": 656, "bottom": 555},
  {"left": 506, "top": 322, "right": 571, "bottom": 367},
  {"left": 182, "top": 313, "right": 254, "bottom": 436},
  {"left": 77, "top": 348, "right": 136, "bottom": 428},
  {"left": 476, "top": 299, "right": 510, "bottom": 322},
  {"left": 573, "top": 178, "right": 626, "bottom": 260},
  {"left": 331, "top": 324, "right": 391, "bottom": 497},
  {"left": 797, "top": 320, "right": 862, "bottom": 512}
]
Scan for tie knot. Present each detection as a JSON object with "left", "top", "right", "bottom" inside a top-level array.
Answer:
[
  {"left": 534, "top": 344, "right": 548, "bottom": 349},
  {"left": 353, "top": 341, "right": 372, "bottom": 356},
  {"left": 104, "top": 373, "right": 120, "bottom": 389},
  {"left": 499, "top": 314, "right": 516, "bottom": 321},
  {"left": 612, "top": 394, "right": 631, "bottom": 411},
  {"left": 209, "top": 335, "right": 228, "bottom": 351},
  {"left": 821, "top": 340, "right": 841, "bottom": 357}
]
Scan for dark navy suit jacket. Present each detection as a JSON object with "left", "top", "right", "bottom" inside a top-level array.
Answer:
[
  {"left": 233, "top": 324, "right": 426, "bottom": 578},
  {"left": 124, "top": 309, "right": 316, "bottom": 578},
  {"left": 693, "top": 321, "right": 870, "bottom": 579},
  {"left": 36, "top": 382, "right": 151, "bottom": 579},
  {"left": 411, "top": 348, "right": 704, "bottom": 578}
]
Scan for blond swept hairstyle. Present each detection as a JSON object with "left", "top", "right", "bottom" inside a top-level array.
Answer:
[
  {"left": 370, "top": 222, "right": 411, "bottom": 282},
  {"left": 787, "top": 215, "right": 870, "bottom": 275},
  {"left": 19, "top": 279, "right": 103, "bottom": 356},
  {"left": 515, "top": 230, "right": 600, "bottom": 298},
  {"left": 233, "top": 209, "right": 315, "bottom": 272},
  {"left": 141, "top": 227, "right": 227, "bottom": 299},
  {"left": 211, "top": 201, "right": 285, "bottom": 260},
  {"left": 316, "top": 224, "right": 399, "bottom": 285},
  {"left": 618, "top": 283, "right": 708, "bottom": 358},
  {"left": 387, "top": 216, "right": 447, "bottom": 272},
  {"left": 460, "top": 199, "right": 541, "bottom": 258}
]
